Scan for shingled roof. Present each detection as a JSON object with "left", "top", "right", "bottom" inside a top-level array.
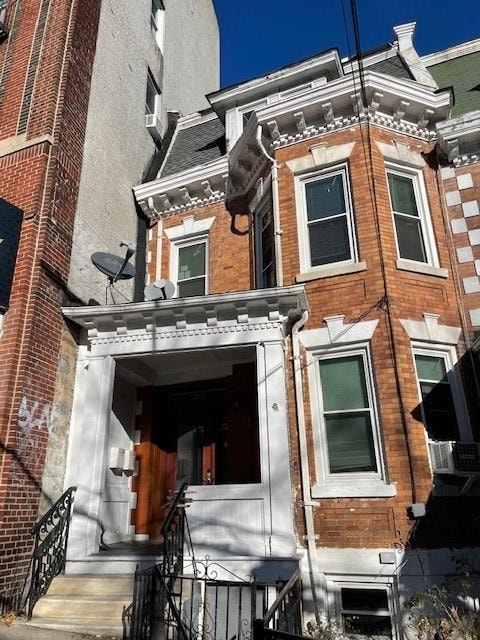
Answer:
[
  {"left": 428, "top": 51, "right": 480, "bottom": 117},
  {"left": 160, "top": 113, "right": 226, "bottom": 178}
]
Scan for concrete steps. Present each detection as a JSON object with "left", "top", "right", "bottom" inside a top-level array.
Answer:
[{"left": 27, "top": 574, "right": 134, "bottom": 638}]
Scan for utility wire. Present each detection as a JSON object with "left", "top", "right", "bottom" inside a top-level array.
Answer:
[{"left": 344, "top": 0, "right": 418, "bottom": 503}]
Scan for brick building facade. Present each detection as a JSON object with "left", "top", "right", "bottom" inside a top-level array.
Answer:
[{"left": 1, "top": 10, "right": 480, "bottom": 638}]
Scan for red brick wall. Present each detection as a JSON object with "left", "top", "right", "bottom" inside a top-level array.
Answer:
[
  {"left": 147, "top": 201, "right": 252, "bottom": 295},
  {"left": 276, "top": 125, "right": 472, "bottom": 549},
  {"left": 0, "top": 0, "right": 101, "bottom": 611}
]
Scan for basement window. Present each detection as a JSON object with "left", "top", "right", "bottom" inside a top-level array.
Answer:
[{"left": 339, "top": 586, "right": 394, "bottom": 639}]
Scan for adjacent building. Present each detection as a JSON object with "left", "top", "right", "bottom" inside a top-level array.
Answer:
[{"left": 0, "top": 0, "right": 219, "bottom": 613}]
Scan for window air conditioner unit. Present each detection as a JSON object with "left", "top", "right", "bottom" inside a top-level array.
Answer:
[
  {"left": 429, "top": 441, "right": 480, "bottom": 475},
  {"left": 145, "top": 112, "right": 164, "bottom": 144}
]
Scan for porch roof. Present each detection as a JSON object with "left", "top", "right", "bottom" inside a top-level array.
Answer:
[{"left": 62, "top": 285, "right": 308, "bottom": 336}]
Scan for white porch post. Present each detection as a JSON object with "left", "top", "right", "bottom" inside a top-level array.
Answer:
[
  {"left": 67, "top": 354, "right": 116, "bottom": 559},
  {"left": 258, "top": 340, "right": 296, "bottom": 558}
]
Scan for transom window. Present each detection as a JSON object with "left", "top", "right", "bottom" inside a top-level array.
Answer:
[
  {"left": 386, "top": 167, "right": 437, "bottom": 266},
  {"left": 413, "top": 349, "right": 460, "bottom": 442},
  {"left": 299, "top": 166, "right": 357, "bottom": 270},
  {"left": 318, "top": 352, "right": 378, "bottom": 474},
  {"left": 340, "top": 587, "right": 393, "bottom": 639},
  {"left": 176, "top": 241, "right": 207, "bottom": 298}
]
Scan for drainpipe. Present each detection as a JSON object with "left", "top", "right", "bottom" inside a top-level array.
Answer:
[
  {"left": 291, "top": 309, "right": 321, "bottom": 624},
  {"left": 256, "top": 124, "right": 283, "bottom": 286}
]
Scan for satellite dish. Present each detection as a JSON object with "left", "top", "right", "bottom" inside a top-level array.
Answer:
[
  {"left": 91, "top": 252, "right": 135, "bottom": 280},
  {"left": 144, "top": 279, "right": 175, "bottom": 301}
]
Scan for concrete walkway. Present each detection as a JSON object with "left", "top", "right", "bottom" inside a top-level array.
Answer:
[{"left": 0, "top": 621, "right": 120, "bottom": 640}]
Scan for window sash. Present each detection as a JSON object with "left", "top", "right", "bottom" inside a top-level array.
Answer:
[
  {"left": 338, "top": 586, "right": 394, "bottom": 640},
  {"left": 255, "top": 200, "right": 276, "bottom": 289},
  {"left": 301, "top": 167, "right": 356, "bottom": 269},
  {"left": 316, "top": 349, "right": 381, "bottom": 478},
  {"left": 173, "top": 239, "right": 208, "bottom": 298},
  {"left": 386, "top": 168, "right": 433, "bottom": 265},
  {"left": 413, "top": 350, "right": 460, "bottom": 441}
]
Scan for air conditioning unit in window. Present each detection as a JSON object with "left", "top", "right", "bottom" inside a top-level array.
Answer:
[
  {"left": 429, "top": 441, "right": 480, "bottom": 474},
  {"left": 145, "top": 112, "right": 164, "bottom": 144}
]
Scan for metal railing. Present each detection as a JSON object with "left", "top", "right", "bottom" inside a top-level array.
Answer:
[
  {"left": 25, "top": 486, "right": 77, "bottom": 619},
  {"left": 125, "top": 483, "right": 192, "bottom": 640},
  {"left": 253, "top": 571, "right": 304, "bottom": 640}
]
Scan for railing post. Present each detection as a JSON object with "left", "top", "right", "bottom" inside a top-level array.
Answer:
[{"left": 254, "top": 617, "right": 266, "bottom": 640}]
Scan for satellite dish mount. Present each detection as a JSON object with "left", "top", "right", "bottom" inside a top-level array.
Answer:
[{"left": 91, "top": 240, "right": 136, "bottom": 304}]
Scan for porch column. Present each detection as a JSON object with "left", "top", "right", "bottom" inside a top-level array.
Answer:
[
  {"left": 258, "top": 340, "right": 296, "bottom": 557},
  {"left": 67, "top": 354, "right": 116, "bottom": 559}
]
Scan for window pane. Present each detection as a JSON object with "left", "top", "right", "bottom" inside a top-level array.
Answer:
[
  {"left": 309, "top": 216, "right": 350, "bottom": 266},
  {"left": 341, "top": 588, "right": 389, "bottom": 612},
  {"left": 343, "top": 613, "right": 392, "bottom": 638},
  {"left": 395, "top": 214, "right": 427, "bottom": 262},
  {"left": 415, "top": 355, "right": 447, "bottom": 382},
  {"left": 388, "top": 173, "right": 418, "bottom": 216},
  {"left": 319, "top": 355, "right": 368, "bottom": 411},
  {"left": 419, "top": 381, "right": 459, "bottom": 440},
  {"left": 305, "top": 175, "right": 346, "bottom": 221},
  {"left": 326, "top": 413, "right": 377, "bottom": 473},
  {"left": 177, "top": 278, "right": 205, "bottom": 298},
  {"left": 178, "top": 243, "right": 205, "bottom": 280}
]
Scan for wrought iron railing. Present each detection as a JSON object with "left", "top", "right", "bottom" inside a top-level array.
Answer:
[
  {"left": 253, "top": 570, "right": 303, "bottom": 640},
  {"left": 125, "top": 483, "right": 192, "bottom": 640},
  {"left": 24, "top": 486, "right": 77, "bottom": 619}
]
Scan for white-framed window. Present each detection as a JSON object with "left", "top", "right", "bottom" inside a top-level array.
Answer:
[
  {"left": 296, "top": 164, "right": 357, "bottom": 273},
  {"left": 145, "top": 69, "right": 160, "bottom": 116},
  {"left": 386, "top": 164, "right": 439, "bottom": 267},
  {"left": 170, "top": 237, "right": 208, "bottom": 298},
  {"left": 328, "top": 581, "right": 397, "bottom": 640},
  {"left": 310, "top": 344, "right": 384, "bottom": 482},
  {"left": 254, "top": 198, "right": 276, "bottom": 289},
  {"left": 225, "top": 99, "right": 267, "bottom": 149},
  {"left": 412, "top": 343, "right": 470, "bottom": 442},
  {"left": 150, "top": 0, "right": 165, "bottom": 51}
]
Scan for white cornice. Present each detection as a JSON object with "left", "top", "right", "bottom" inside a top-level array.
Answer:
[
  {"left": 342, "top": 45, "right": 398, "bottom": 74},
  {"left": 133, "top": 157, "right": 228, "bottom": 219},
  {"left": 226, "top": 71, "right": 451, "bottom": 198},
  {"left": 62, "top": 285, "right": 309, "bottom": 336},
  {"left": 436, "top": 111, "right": 480, "bottom": 164},
  {"left": 208, "top": 50, "right": 343, "bottom": 117},
  {"left": 422, "top": 39, "right": 480, "bottom": 67}
]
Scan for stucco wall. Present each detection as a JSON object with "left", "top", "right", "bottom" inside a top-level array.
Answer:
[
  {"left": 68, "top": 0, "right": 219, "bottom": 305},
  {"left": 162, "top": 0, "right": 219, "bottom": 116}
]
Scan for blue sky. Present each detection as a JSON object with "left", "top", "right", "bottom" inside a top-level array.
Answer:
[{"left": 212, "top": 0, "right": 480, "bottom": 88}]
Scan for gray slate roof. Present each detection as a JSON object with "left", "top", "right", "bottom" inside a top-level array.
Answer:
[
  {"left": 161, "top": 115, "right": 225, "bottom": 177},
  {"left": 369, "top": 54, "right": 413, "bottom": 80}
]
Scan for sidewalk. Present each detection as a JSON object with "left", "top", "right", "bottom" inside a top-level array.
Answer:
[{"left": 0, "top": 620, "right": 120, "bottom": 640}]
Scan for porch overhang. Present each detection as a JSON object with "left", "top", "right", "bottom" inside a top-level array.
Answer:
[{"left": 62, "top": 285, "right": 308, "bottom": 341}]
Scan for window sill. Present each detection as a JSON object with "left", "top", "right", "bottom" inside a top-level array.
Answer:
[
  {"left": 311, "top": 482, "right": 397, "bottom": 498},
  {"left": 396, "top": 259, "right": 448, "bottom": 279},
  {"left": 296, "top": 261, "right": 367, "bottom": 283}
]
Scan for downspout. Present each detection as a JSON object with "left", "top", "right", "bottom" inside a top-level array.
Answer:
[
  {"left": 256, "top": 124, "right": 283, "bottom": 286},
  {"left": 291, "top": 309, "right": 321, "bottom": 624}
]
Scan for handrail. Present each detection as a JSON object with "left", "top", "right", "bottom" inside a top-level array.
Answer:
[
  {"left": 264, "top": 570, "right": 301, "bottom": 625},
  {"left": 25, "top": 486, "right": 77, "bottom": 619},
  {"left": 161, "top": 482, "right": 188, "bottom": 537}
]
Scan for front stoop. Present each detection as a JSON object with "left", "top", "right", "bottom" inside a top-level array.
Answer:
[{"left": 22, "top": 574, "right": 134, "bottom": 637}]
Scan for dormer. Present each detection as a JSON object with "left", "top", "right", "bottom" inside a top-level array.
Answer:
[{"left": 208, "top": 49, "right": 343, "bottom": 150}]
